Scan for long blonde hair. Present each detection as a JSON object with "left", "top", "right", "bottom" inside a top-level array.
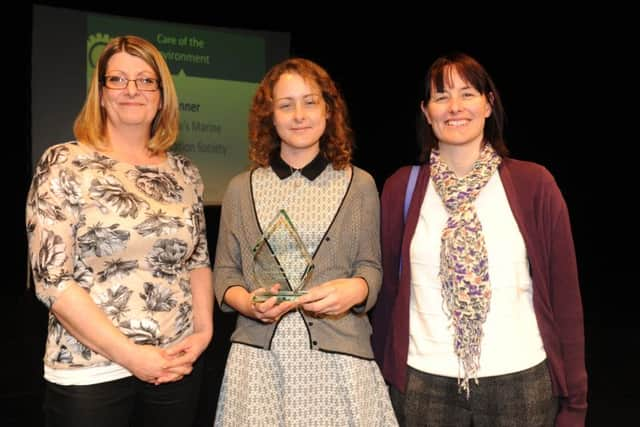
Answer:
[{"left": 73, "top": 35, "right": 179, "bottom": 153}]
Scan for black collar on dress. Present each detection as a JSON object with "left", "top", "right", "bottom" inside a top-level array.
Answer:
[{"left": 270, "top": 152, "right": 329, "bottom": 181}]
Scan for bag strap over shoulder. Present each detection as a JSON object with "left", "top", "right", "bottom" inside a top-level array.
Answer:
[
  {"left": 399, "top": 165, "right": 420, "bottom": 277},
  {"left": 403, "top": 165, "right": 420, "bottom": 222}
]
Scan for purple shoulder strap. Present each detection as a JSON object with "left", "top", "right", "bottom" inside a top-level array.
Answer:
[
  {"left": 403, "top": 165, "right": 420, "bottom": 222},
  {"left": 399, "top": 165, "right": 419, "bottom": 277}
]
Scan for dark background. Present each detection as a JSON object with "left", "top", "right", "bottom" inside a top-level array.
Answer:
[{"left": 5, "top": 2, "right": 630, "bottom": 426}]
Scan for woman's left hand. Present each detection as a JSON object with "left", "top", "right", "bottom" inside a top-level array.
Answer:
[
  {"left": 154, "top": 330, "right": 211, "bottom": 384},
  {"left": 297, "top": 277, "right": 368, "bottom": 317}
]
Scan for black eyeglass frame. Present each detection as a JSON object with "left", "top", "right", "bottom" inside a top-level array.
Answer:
[{"left": 101, "top": 75, "right": 162, "bottom": 91}]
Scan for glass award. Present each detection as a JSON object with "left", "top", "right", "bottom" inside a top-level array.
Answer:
[{"left": 251, "top": 209, "right": 313, "bottom": 304}]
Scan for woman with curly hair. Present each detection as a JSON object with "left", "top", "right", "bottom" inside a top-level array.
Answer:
[{"left": 213, "top": 57, "right": 397, "bottom": 426}]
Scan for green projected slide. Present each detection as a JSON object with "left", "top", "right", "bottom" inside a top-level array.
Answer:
[
  {"left": 33, "top": 6, "right": 288, "bottom": 204},
  {"left": 86, "top": 15, "right": 264, "bottom": 204}
]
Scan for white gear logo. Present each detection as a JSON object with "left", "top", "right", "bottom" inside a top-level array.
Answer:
[{"left": 87, "top": 33, "right": 111, "bottom": 68}]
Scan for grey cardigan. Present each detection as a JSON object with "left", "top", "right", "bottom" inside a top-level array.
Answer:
[{"left": 214, "top": 165, "right": 381, "bottom": 359}]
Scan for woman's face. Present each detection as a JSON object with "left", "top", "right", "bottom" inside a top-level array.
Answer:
[
  {"left": 101, "top": 52, "right": 161, "bottom": 132},
  {"left": 422, "top": 67, "right": 491, "bottom": 150},
  {"left": 272, "top": 72, "right": 328, "bottom": 160}
]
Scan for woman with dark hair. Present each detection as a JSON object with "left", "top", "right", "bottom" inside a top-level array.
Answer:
[
  {"left": 372, "top": 52, "right": 587, "bottom": 426},
  {"left": 214, "top": 57, "right": 396, "bottom": 426}
]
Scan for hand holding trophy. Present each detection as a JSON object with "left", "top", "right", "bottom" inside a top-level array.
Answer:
[{"left": 252, "top": 209, "right": 313, "bottom": 304}]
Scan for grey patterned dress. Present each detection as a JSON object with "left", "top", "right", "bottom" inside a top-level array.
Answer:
[{"left": 214, "top": 165, "right": 397, "bottom": 426}]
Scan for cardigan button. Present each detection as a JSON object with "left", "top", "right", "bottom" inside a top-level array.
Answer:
[
  {"left": 312, "top": 340, "right": 318, "bottom": 346},
  {"left": 308, "top": 321, "right": 313, "bottom": 326}
]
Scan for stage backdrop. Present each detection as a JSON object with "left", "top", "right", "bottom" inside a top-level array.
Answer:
[{"left": 32, "top": 5, "right": 290, "bottom": 204}]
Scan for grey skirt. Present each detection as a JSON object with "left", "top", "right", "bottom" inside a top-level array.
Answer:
[{"left": 214, "top": 312, "right": 398, "bottom": 427}]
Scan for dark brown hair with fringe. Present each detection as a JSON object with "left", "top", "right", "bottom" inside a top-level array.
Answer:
[{"left": 417, "top": 52, "right": 508, "bottom": 162}]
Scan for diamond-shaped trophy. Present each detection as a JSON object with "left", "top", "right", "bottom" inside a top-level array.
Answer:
[{"left": 251, "top": 209, "right": 313, "bottom": 304}]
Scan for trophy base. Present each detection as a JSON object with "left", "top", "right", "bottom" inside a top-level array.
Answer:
[{"left": 252, "top": 290, "right": 308, "bottom": 304}]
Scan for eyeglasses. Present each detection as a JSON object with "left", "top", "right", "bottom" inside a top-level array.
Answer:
[{"left": 102, "top": 75, "right": 161, "bottom": 91}]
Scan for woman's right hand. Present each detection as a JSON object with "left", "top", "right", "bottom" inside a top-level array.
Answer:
[
  {"left": 49, "top": 284, "right": 182, "bottom": 384},
  {"left": 249, "top": 284, "right": 297, "bottom": 323}
]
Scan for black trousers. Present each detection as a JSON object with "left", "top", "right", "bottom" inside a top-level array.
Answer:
[
  {"left": 43, "top": 357, "right": 204, "bottom": 427},
  {"left": 390, "top": 361, "right": 559, "bottom": 427}
]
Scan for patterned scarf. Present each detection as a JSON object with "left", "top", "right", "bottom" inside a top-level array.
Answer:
[{"left": 429, "top": 144, "right": 502, "bottom": 397}]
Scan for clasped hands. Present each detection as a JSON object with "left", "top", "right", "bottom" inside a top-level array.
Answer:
[
  {"left": 248, "top": 278, "right": 367, "bottom": 323},
  {"left": 129, "top": 330, "right": 210, "bottom": 386}
]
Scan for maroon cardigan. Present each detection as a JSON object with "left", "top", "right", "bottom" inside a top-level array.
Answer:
[{"left": 372, "top": 159, "right": 587, "bottom": 426}]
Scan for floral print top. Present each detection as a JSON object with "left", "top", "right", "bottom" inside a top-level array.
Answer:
[{"left": 26, "top": 141, "right": 210, "bottom": 371}]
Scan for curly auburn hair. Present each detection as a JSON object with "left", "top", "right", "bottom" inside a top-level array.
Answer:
[{"left": 248, "top": 58, "right": 353, "bottom": 169}]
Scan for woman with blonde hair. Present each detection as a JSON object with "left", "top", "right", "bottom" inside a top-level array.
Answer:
[{"left": 26, "top": 35, "right": 213, "bottom": 427}]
